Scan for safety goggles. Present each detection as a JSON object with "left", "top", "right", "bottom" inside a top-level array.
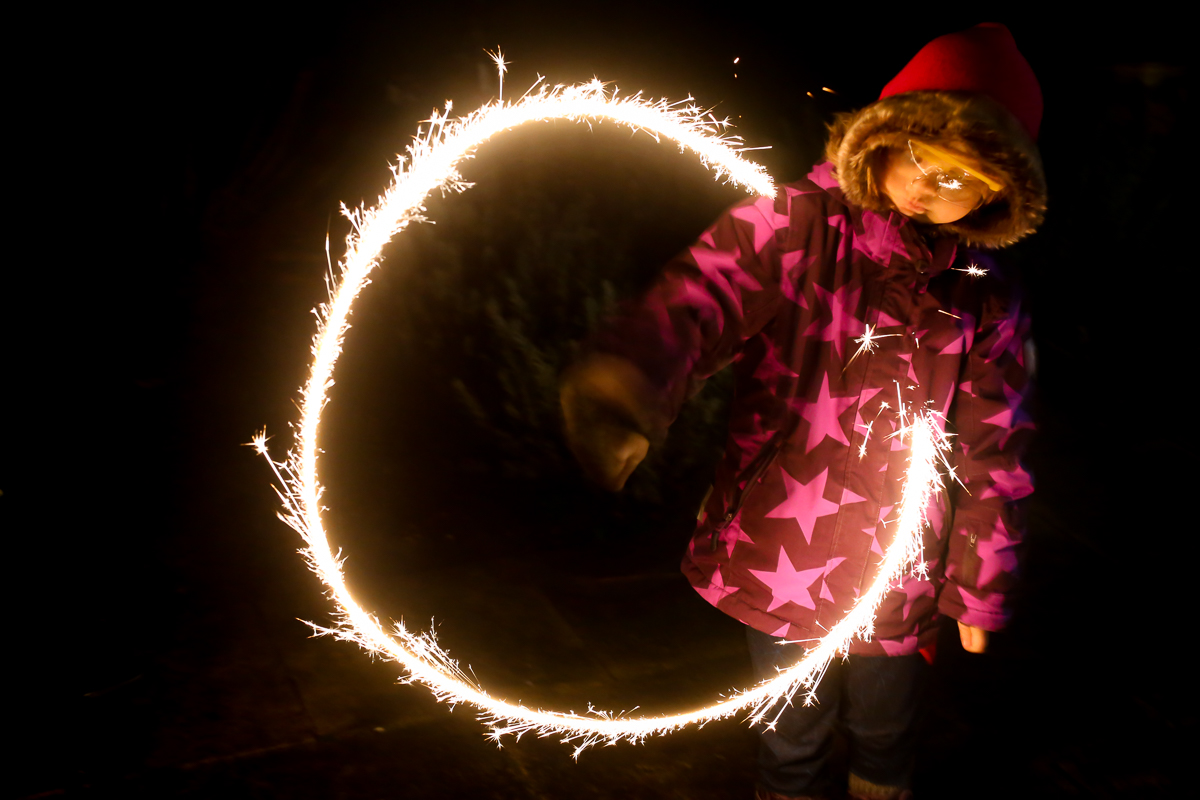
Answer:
[{"left": 907, "top": 140, "right": 1003, "bottom": 210}]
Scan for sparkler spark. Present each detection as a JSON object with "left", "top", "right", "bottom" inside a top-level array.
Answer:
[
  {"left": 246, "top": 427, "right": 270, "bottom": 456},
  {"left": 954, "top": 261, "right": 988, "bottom": 277},
  {"left": 255, "top": 68, "right": 954, "bottom": 754},
  {"left": 845, "top": 324, "right": 900, "bottom": 370},
  {"left": 857, "top": 420, "right": 874, "bottom": 459},
  {"left": 486, "top": 47, "right": 508, "bottom": 102}
]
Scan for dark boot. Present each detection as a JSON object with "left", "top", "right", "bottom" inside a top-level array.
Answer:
[
  {"left": 754, "top": 787, "right": 830, "bottom": 800},
  {"left": 847, "top": 772, "right": 913, "bottom": 800}
]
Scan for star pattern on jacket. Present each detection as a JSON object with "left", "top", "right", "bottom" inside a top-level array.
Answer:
[
  {"left": 939, "top": 327, "right": 969, "bottom": 355},
  {"left": 691, "top": 245, "right": 763, "bottom": 296},
  {"left": 862, "top": 523, "right": 884, "bottom": 556},
  {"left": 792, "top": 374, "right": 858, "bottom": 453},
  {"left": 721, "top": 523, "right": 755, "bottom": 559},
  {"left": 756, "top": 335, "right": 799, "bottom": 381},
  {"left": 850, "top": 209, "right": 909, "bottom": 264},
  {"left": 975, "top": 517, "right": 1019, "bottom": 585},
  {"left": 730, "top": 197, "right": 790, "bottom": 253},
  {"left": 840, "top": 487, "right": 868, "bottom": 505},
  {"left": 864, "top": 503, "right": 894, "bottom": 556},
  {"left": 824, "top": 214, "right": 857, "bottom": 263},
  {"left": 695, "top": 564, "right": 739, "bottom": 606},
  {"left": 816, "top": 556, "right": 848, "bottom": 603},
  {"left": 957, "top": 587, "right": 1004, "bottom": 619},
  {"left": 780, "top": 249, "right": 819, "bottom": 306},
  {"left": 765, "top": 467, "right": 840, "bottom": 543},
  {"left": 981, "top": 463, "right": 1033, "bottom": 501},
  {"left": 879, "top": 634, "right": 920, "bottom": 656},
  {"left": 895, "top": 576, "right": 935, "bottom": 621},
  {"left": 983, "top": 313, "right": 1021, "bottom": 363},
  {"left": 805, "top": 283, "right": 865, "bottom": 360},
  {"left": 749, "top": 546, "right": 827, "bottom": 612},
  {"left": 896, "top": 352, "right": 921, "bottom": 385},
  {"left": 980, "top": 380, "right": 1023, "bottom": 429},
  {"left": 852, "top": 387, "right": 885, "bottom": 455}
]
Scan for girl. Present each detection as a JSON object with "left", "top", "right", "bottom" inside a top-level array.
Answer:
[{"left": 561, "top": 23, "right": 1045, "bottom": 800}]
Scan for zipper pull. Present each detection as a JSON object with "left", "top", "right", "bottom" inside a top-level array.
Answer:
[{"left": 710, "top": 513, "right": 735, "bottom": 552}]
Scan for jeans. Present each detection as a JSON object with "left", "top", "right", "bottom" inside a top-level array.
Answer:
[{"left": 746, "top": 627, "right": 927, "bottom": 797}]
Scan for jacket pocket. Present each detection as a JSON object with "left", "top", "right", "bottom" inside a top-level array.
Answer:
[
  {"left": 958, "top": 530, "right": 981, "bottom": 587},
  {"left": 707, "top": 420, "right": 796, "bottom": 551}
]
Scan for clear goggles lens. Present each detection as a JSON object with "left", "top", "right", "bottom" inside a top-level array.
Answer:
[{"left": 907, "top": 140, "right": 998, "bottom": 210}]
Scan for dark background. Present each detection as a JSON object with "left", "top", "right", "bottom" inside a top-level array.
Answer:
[{"left": 13, "top": 4, "right": 1191, "bottom": 798}]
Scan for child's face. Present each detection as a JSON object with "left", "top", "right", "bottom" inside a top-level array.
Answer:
[{"left": 880, "top": 142, "right": 1003, "bottom": 225}]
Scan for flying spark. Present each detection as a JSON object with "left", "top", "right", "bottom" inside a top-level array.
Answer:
[
  {"left": 486, "top": 47, "right": 508, "bottom": 101},
  {"left": 246, "top": 428, "right": 270, "bottom": 456},
  {"left": 954, "top": 261, "right": 988, "bottom": 277},
  {"left": 857, "top": 420, "right": 874, "bottom": 459},
  {"left": 845, "top": 324, "right": 901, "bottom": 370},
  {"left": 255, "top": 66, "right": 953, "bottom": 755}
]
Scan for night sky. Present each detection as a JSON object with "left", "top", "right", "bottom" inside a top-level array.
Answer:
[{"left": 13, "top": 5, "right": 1190, "bottom": 798}]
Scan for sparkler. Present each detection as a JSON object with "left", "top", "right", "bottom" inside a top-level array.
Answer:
[
  {"left": 254, "top": 62, "right": 954, "bottom": 755},
  {"left": 486, "top": 47, "right": 508, "bottom": 102},
  {"left": 857, "top": 420, "right": 873, "bottom": 459},
  {"left": 954, "top": 261, "right": 988, "bottom": 277},
  {"left": 845, "top": 324, "right": 901, "bottom": 370}
]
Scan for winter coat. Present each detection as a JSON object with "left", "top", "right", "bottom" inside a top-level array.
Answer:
[{"left": 590, "top": 90, "right": 1044, "bottom": 654}]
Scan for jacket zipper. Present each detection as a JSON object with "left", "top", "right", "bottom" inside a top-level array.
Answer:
[
  {"left": 963, "top": 531, "right": 980, "bottom": 584},
  {"left": 708, "top": 416, "right": 799, "bottom": 552}
]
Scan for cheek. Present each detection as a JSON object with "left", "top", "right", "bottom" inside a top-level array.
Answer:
[
  {"left": 881, "top": 173, "right": 900, "bottom": 199},
  {"left": 879, "top": 164, "right": 905, "bottom": 201},
  {"left": 883, "top": 162, "right": 924, "bottom": 199}
]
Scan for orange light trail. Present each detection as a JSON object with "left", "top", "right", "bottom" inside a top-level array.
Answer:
[{"left": 254, "top": 66, "right": 954, "bottom": 755}]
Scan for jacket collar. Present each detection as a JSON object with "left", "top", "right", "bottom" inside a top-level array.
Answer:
[
  {"left": 808, "top": 161, "right": 957, "bottom": 274},
  {"left": 896, "top": 215, "right": 958, "bottom": 278}
]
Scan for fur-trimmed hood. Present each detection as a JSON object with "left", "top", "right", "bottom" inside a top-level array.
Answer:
[{"left": 825, "top": 91, "right": 1047, "bottom": 249}]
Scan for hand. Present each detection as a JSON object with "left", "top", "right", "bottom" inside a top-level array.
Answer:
[
  {"left": 957, "top": 621, "right": 989, "bottom": 654},
  {"left": 569, "top": 423, "right": 649, "bottom": 492},
  {"left": 560, "top": 356, "right": 654, "bottom": 491}
]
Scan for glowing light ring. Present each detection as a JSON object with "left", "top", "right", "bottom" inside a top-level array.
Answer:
[{"left": 256, "top": 78, "right": 953, "bottom": 756}]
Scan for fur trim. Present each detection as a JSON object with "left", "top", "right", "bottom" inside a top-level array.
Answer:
[{"left": 824, "top": 91, "right": 1047, "bottom": 249}]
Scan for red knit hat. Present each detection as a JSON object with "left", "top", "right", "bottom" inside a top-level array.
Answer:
[{"left": 879, "top": 23, "right": 1043, "bottom": 139}]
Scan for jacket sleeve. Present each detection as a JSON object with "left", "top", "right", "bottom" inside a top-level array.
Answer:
[
  {"left": 588, "top": 190, "right": 795, "bottom": 437},
  {"left": 938, "top": 276, "right": 1035, "bottom": 632}
]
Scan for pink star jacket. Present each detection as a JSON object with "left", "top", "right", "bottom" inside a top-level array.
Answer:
[
  {"left": 589, "top": 90, "right": 1046, "bottom": 654},
  {"left": 596, "top": 163, "right": 1033, "bottom": 654}
]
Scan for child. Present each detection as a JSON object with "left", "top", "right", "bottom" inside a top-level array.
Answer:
[{"left": 561, "top": 23, "right": 1044, "bottom": 800}]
